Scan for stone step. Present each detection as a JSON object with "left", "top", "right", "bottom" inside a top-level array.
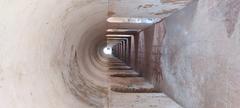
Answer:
[
  {"left": 110, "top": 77, "right": 158, "bottom": 93},
  {"left": 110, "top": 73, "right": 140, "bottom": 77},
  {"left": 109, "top": 92, "right": 182, "bottom": 108},
  {"left": 111, "top": 86, "right": 160, "bottom": 93}
]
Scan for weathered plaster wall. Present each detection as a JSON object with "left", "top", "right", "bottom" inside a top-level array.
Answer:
[
  {"left": 143, "top": 22, "right": 165, "bottom": 90},
  {"left": 161, "top": 0, "right": 240, "bottom": 107},
  {"left": 132, "top": 22, "right": 165, "bottom": 91},
  {"left": 0, "top": 0, "right": 110, "bottom": 108},
  {"left": 129, "top": 35, "right": 135, "bottom": 67}
]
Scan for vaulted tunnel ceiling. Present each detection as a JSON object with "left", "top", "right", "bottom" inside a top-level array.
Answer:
[{"left": 0, "top": 0, "right": 194, "bottom": 108}]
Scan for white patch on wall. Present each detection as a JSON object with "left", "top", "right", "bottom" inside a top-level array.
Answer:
[{"left": 107, "top": 17, "right": 160, "bottom": 24}]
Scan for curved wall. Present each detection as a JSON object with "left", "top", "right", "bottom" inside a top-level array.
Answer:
[{"left": 0, "top": 0, "right": 110, "bottom": 108}]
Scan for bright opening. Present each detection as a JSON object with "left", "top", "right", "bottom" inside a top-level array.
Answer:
[{"left": 103, "top": 47, "right": 112, "bottom": 55}]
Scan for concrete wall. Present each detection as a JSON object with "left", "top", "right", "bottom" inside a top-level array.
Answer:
[
  {"left": 134, "top": 0, "right": 240, "bottom": 107},
  {"left": 143, "top": 22, "right": 165, "bottom": 90},
  {"left": 136, "top": 31, "right": 146, "bottom": 76},
  {"left": 133, "top": 22, "right": 165, "bottom": 91},
  {"left": 0, "top": 0, "right": 110, "bottom": 108},
  {"left": 161, "top": 0, "right": 240, "bottom": 107}
]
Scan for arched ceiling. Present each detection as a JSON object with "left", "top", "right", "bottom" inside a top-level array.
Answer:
[{"left": 0, "top": 0, "right": 192, "bottom": 108}]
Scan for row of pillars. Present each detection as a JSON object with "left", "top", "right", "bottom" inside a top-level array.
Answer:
[
  {"left": 107, "top": 32, "right": 145, "bottom": 77},
  {"left": 107, "top": 22, "right": 165, "bottom": 90},
  {"left": 111, "top": 37, "right": 131, "bottom": 65}
]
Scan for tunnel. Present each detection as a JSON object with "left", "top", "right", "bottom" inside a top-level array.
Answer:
[{"left": 0, "top": 0, "right": 240, "bottom": 108}]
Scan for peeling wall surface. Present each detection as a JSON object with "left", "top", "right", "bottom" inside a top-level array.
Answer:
[{"left": 161, "top": 0, "right": 240, "bottom": 107}]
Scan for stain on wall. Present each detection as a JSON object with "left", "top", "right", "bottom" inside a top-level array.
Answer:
[
  {"left": 208, "top": 0, "right": 240, "bottom": 38},
  {"left": 160, "top": 0, "right": 191, "bottom": 4},
  {"left": 149, "top": 22, "right": 166, "bottom": 90},
  {"left": 133, "top": 21, "right": 166, "bottom": 91},
  {"left": 137, "top": 4, "right": 155, "bottom": 9},
  {"left": 108, "top": 11, "right": 115, "bottom": 17}
]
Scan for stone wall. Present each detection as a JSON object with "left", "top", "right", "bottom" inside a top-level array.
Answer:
[
  {"left": 133, "top": 0, "right": 240, "bottom": 107},
  {"left": 161, "top": 0, "right": 240, "bottom": 107}
]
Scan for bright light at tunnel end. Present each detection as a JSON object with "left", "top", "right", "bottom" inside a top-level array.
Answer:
[{"left": 103, "top": 47, "right": 112, "bottom": 55}]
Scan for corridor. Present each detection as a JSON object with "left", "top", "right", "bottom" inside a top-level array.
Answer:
[{"left": 0, "top": 0, "right": 240, "bottom": 108}]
